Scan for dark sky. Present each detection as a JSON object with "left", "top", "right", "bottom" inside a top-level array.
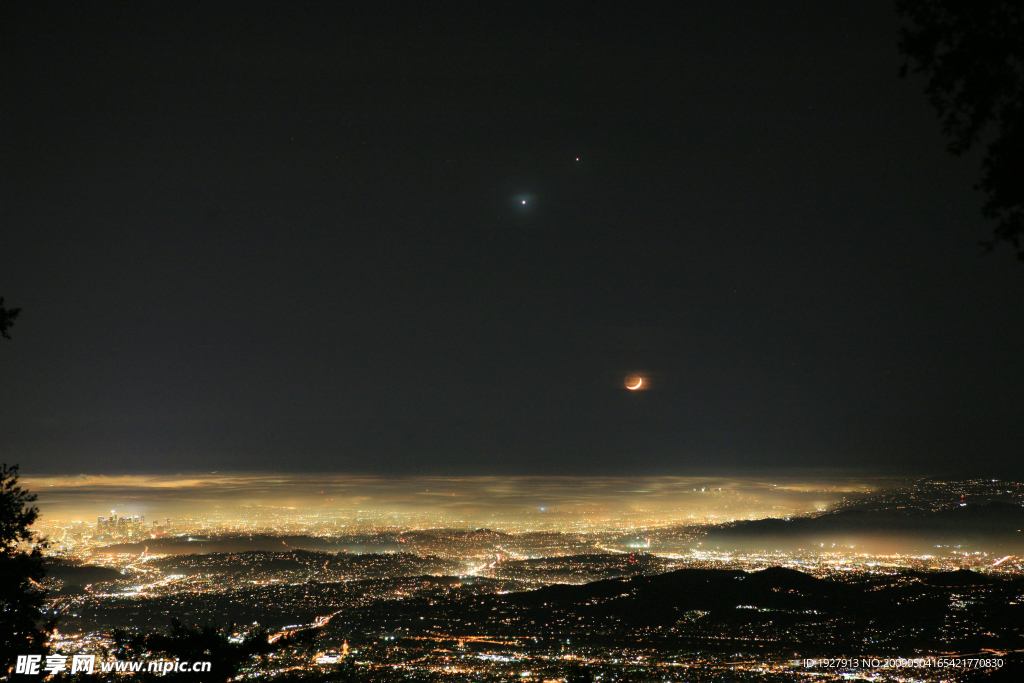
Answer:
[{"left": 3, "top": 2, "right": 1023, "bottom": 477}]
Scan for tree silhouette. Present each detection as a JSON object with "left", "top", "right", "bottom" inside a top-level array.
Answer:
[
  {"left": 0, "top": 297, "right": 19, "bottom": 339},
  {"left": 897, "top": 0, "right": 1024, "bottom": 259},
  {"left": 0, "top": 464, "right": 52, "bottom": 678},
  {"left": 115, "top": 620, "right": 271, "bottom": 683}
]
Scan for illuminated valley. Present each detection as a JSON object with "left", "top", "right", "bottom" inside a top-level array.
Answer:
[{"left": 27, "top": 476, "right": 1024, "bottom": 681}]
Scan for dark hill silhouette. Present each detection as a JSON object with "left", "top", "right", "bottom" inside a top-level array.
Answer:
[
  {"left": 45, "top": 559, "right": 123, "bottom": 585},
  {"left": 99, "top": 534, "right": 404, "bottom": 555},
  {"left": 702, "top": 502, "right": 1024, "bottom": 552},
  {"left": 332, "top": 564, "right": 1023, "bottom": 654},
  {"left": 452, "top": 566, "right": 1021, "bottom": 650},
  {"left": 506, "top": 566, "right": 850, "bottom": 621},
  {"left": 915, "top": 568, "right": 997, "bottom": 587},
  {"left": 43, "top": 559, "right": 123, "bottom": 597},
  {"left": 743, "top": 565, "right": 825, "bottom": 590},
  {"left": 467, "top": 528, "right": 509, "bottom": 537}
]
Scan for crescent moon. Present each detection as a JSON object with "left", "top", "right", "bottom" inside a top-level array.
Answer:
[{"left": 625, "top": 375, "right": 642, "bottom": 390}]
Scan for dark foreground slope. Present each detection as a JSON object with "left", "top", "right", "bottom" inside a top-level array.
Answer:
[{"left": 323, "top": 565, "right": 1024, "bottom": 656}]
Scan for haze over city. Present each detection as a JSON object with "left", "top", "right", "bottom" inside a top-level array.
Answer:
[{"left": 26, "top": 473, "right": 884, "bottom": 522}]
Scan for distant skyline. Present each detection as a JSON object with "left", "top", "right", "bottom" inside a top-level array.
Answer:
[{"left": 3, "top": 3, "right": 1023, "bottom": 476}]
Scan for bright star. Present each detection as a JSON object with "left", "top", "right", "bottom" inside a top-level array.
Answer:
[{"left": 513, "top": 193, "right": 535, "bottom": 210}]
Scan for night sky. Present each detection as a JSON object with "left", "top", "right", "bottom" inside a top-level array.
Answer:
[{"left": 3, "top": 2, "right": 1023, "bottom": 477}]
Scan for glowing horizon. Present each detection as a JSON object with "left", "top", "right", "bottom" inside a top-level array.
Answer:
[{"left": 24, "top": 472, "right": 902, "bottom": 523}]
